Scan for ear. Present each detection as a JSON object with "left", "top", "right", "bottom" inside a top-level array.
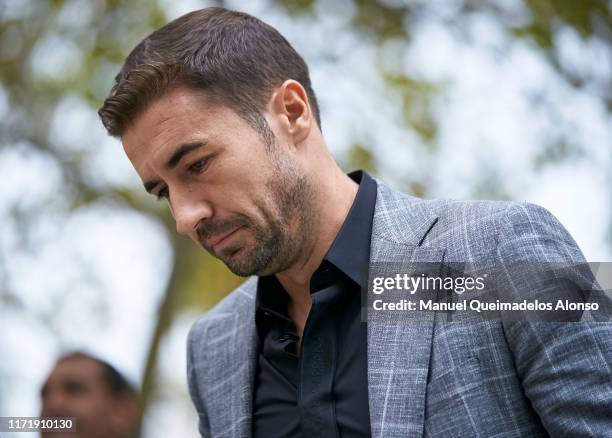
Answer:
[{"left": 269, "top": 80, "right": 312, "bottom": 145}]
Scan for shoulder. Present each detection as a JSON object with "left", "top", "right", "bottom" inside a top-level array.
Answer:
[
  {"left": 375, "top": 179, "right": 516, "bottom": 229},
  {"left": 495, "top": 201, "right": 584, "bottom": 262},
  {"left": 432, "top": 198, "right": 581, "bottom": 262},
  {"left": 187, "top": 276, "right": 257, "bottom": 347},
  {"left": 377, "top": 181, "right": 579, "bottom": 260},
  {"left": 428, "top": 198, "right": 561, "bottom": 239}
]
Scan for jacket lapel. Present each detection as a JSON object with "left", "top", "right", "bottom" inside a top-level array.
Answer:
[
  {"left": 236, "top": 307, "right": 258, "bottom": 438},
  {"left": 367, "top": 183, "right": 444, "bottom": 438},
  {"left": 204, "top": 283, "right": 258, "bottom": 438}
]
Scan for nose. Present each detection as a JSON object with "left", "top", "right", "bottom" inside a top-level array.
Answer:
[{"left": 171, "top": 194, "right": 213, "bottom": 236}]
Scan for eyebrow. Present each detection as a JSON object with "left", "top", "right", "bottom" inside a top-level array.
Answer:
[
  {"left": 165, "top": 142, "right": 206, "bottom": 170},
  {"left": 142, "top": 142, "right": 207, "bottom": 194}
]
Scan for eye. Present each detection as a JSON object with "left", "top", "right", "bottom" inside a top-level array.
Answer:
[
  {"left": 64, "top": 380, "right": 88, "bottom": 396},
  {"left": 156, "top": 186, "right": 169, "bottom": 201},
  {"left": 188, "top": 155, "right": 212, "bottom": 174}
]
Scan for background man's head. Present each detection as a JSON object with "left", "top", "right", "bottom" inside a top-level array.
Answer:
[
  {"left": 99, "top": 8, "right": 333, "bottom": 277},
  {"left": 40, "top": 352, "right": 139, "bottom": 438}
]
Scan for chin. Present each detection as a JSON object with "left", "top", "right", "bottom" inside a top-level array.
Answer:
[
  {"left": 219, "top": 247, "right": 253, "bottom": 276},
  {"left": 222, "top": 249, "right": 273, "bottom": 277}
]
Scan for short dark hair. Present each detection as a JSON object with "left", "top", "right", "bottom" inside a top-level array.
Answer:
[
  {"left": 98, "top": 7, "right": 321, "bottom": 138},
  {"left": 57, "top": 351, "right": 136, "bottom": 397}
]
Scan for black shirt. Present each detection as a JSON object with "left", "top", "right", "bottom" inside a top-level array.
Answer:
[{"left": 252, "top": 171, "right": 377, "bottom": 437}]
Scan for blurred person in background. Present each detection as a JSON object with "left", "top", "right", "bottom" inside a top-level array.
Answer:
[
  {"left": 40, "top": 351, "right": 140, "bottom": 438},
  {"left": 98, "top": 7, "right": 612, "bottom": 438}
]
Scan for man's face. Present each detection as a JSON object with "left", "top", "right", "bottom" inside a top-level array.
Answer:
[
  {"left": 122, "top": 87, "right": 315, "bottom": 276},
  {"left": 40, "top": 357, "right": 128, "bottom": 438}
]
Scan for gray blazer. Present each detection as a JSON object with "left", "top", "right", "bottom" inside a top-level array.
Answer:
[{"left": 187, "top": 181, "right": 612, "bottom": 437}]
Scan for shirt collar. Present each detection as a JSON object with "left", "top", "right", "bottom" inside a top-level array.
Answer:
[{"left": 323, "top": 170, "right": 377, "bottom": 288}]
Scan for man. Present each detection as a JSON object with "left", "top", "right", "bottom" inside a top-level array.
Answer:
[
  {"left": 40, "top": 352, "right": 140, "bottom": 438},
  {"left": 98, "top": 7, "right": 612, "bottom": 438}
]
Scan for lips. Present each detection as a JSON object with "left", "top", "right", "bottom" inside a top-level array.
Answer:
[{"left": 206, "top": 226, "right": 242, "bottom": 250}]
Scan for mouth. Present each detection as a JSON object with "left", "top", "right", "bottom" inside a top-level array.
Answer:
[{"left": 206, "top": 226, "right": 243, "bottom": 251}]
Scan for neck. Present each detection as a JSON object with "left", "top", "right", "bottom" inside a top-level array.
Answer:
[{"left": 275, "top": 164, "right": 359, "bottom": 313}]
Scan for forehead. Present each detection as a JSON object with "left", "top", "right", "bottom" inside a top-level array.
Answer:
[
  {"left": 46, "top": 357, "right": 103, "bottom": 385},
  {"left": 121, "top": 87, "right": 235, "bottom": 167}
]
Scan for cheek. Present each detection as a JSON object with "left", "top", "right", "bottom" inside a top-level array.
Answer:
[
  {"left": 209, "top": 179, "right": 269, "bottom": 215},
  {"left": 213, "top": 144, "right": 275, "bottom": 187},
  {"left": 204, "top": 152, "right": 278, "bottom": 216},
  {"left": 77, "top": 396, "right": 115, "bottom": 422}
]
